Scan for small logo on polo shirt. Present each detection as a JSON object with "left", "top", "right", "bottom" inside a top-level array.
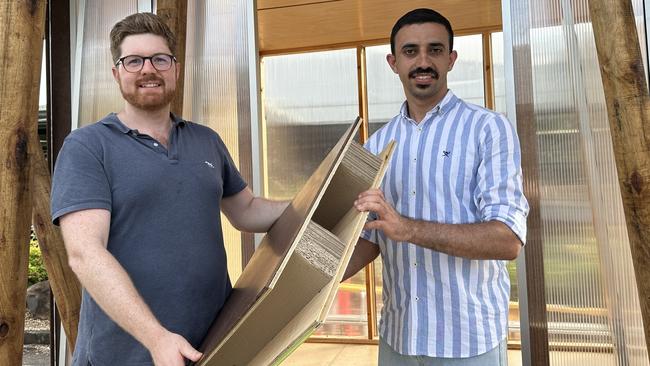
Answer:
[
  {"left": 204, "top": 161, "right": 215, "bottom": 169},
  {"left": 442, "top": 150, "right": 451, "bottom": 157}
]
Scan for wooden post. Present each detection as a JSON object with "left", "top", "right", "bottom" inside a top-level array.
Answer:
[
  {"left": 0, "top": 1, "right": 47, "bottom": 365},
  {"left": 30, "top": 135, "right": 82, "bottom": 350},
  {"left": 589, "top": 0, "right": 650, "bottom": 359},
  {"left": 157, "top": 0, "right": 187, "bottom": 116}
]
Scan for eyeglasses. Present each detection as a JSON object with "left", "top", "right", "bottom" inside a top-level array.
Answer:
[{"left": 115, "top": 53, "right": 176, "bottom": 73}]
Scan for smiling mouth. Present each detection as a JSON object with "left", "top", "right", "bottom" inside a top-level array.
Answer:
[
  {"left": 139, "top": 82, "right": 161, "bottom": 88},
  {"left": 409, "top": 68, "right": 439, "bottom": 82}
]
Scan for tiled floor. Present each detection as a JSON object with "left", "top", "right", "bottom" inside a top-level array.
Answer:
[{"left": 283, "top": 343, "right": 617, "bottom": 366}]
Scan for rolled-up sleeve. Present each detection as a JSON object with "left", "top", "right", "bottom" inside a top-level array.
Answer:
[{"left": 474, "top": 115, "right": 529, "bottom": 244}]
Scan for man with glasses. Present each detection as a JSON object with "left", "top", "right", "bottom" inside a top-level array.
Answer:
[
  {"left": 346, "top": 8, "right": 529, "bottom": 365},
  {"left": 51, "top": 13, "right": 288, "bottom": 366}
]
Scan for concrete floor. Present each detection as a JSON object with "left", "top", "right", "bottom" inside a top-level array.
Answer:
[
  {"left": 22, "top": 342, "right": 617, "bottom": 365},
  {"left": 283, "top": 343, "right": 616, "bottom": 366}
]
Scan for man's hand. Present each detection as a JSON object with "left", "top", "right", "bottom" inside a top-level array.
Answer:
[
  {"left": 353, "top": 189, "right": 522, "bottom": 260},
  {"left": 148, "top": 331, "right": 203, "bottom": 366},
  {"left": 354, "top": 189, "right": 412, "bottom": 242}
]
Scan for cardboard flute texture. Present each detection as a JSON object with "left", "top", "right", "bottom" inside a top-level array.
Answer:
[{"left": 196, "top": 117, "right": 395, "bottom": 366}]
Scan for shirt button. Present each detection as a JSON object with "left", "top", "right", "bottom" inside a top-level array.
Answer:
[
  {"left": 153, "top": 142, "right": 159, "bottom": 147},
  {"left": 411, "top": 190, "right": 416, "bottom": 195},
  {"left": 413, "top": 262, "right": 417, "bottom": 267},
  {"left": 413, "top": 158, "right": 417, "bottom": 162},
  {"left": 415, "top": 296, "right": 419, "bottom": 301}
]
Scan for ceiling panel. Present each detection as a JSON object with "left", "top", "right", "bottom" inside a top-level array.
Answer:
[{"left": 257, "top": 0, "right": 502, "bottom": 54}]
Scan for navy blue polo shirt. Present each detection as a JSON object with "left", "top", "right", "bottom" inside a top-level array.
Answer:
[{"left": 51, "top": 113, "right": 247, "bottom": 365}]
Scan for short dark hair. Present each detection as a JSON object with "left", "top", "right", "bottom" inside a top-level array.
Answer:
[
  {"left": 390, "top": 8, "right": 454, "bottom": 55},
  {"left": 110, "top": 13, "right": 176, "bottom": 63}
]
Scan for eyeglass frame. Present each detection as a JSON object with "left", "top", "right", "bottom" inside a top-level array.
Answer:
[{"left": 114, "top": 53, "right": 177, "bottom": 73}]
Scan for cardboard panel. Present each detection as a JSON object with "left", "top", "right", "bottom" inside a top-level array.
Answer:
[
  {"left": 197, "top": 118, "right": 362, "bottom": 357},
  {"left": 196, "top": 119, "right": 395, "bottom": 365}
]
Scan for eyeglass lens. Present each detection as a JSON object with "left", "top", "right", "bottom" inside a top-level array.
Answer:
[{"left": 121, "top": 54, "right": 173, "bottom": 72}]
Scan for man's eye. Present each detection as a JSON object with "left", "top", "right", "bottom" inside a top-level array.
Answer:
[
  {"left": 126, "top": 58, "right": 142, "bottom": 66},
  {"left": 404, "top": 49, "right": 416, "bottom": 55},
  {"left": 152, "top": 55, "right": 169, "bottom": 64}
]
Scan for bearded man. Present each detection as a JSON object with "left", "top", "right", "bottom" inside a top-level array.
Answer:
[{"left": 51, "top": 13, "right": 288, "bottom": 366}]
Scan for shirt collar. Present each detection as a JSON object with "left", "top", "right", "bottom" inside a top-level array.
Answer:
[
  {"left": 102, "top": 112, "right": 186, "bottom": 134},
  {"left": 399, "top": 89, "right": 459, "bottom": 123}
]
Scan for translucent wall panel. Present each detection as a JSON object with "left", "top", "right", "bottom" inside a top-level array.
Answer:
[
  {"left": 490, "top": 32, "right": 522, "bottom": 346},
  {"left": 262, "top": 49, "right": 359, "bottom": 200},
  {"left": 183, "top": 0, "right": 255, "bottom": 282},
  {"left": 261, "top": 49, "right": 367, "bottom": 338},
  {"left": 76, "top": 0, "right": 138, "bottom": 127},
  {"left": 366, "top": 35, "right": 485, "bottom": 135},
  {"left": 507, "top": 0, "right": 649, "bottom": 363}
]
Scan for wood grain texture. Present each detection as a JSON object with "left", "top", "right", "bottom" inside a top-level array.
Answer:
[
  {"left": 30, "top": 134, "right": 82, "bottom": 351},
  {"left": 589, "top": 0, "right": 650, "bottom": 361},
  {"left": 0, "top": 1, "right": 47, "bottom": 364},
  {"left": 156, "top": 0, "right": 187, "bottom": 116},
  {"left": 257, "top": 0, "right": 502, "bottom": 53}
]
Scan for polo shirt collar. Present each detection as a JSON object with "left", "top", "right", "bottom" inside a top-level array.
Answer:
[
  {"left": 399, "top": 89, "right": 460, "bottom": 123},
  {"left": 102, "top": 112, "right": 186, "bottom": 133}
]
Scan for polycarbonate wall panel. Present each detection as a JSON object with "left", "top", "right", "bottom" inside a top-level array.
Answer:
[
  {"left": 261, "top": 49, "right": 368, "bottom": 338},
  {"left": 508, "top": 0, "right": 649, "bottom": 363},
  {"left": 261, "top": 49, "right": 359, "bottom": 200},
  {"left": 183, "top": 0, "right": 255, "bottom": 281},
  {"left": 366, "top": 35, "right": 485, "bottom": 136},
  {"left": 76, "top": 0, "right": 138, "bottom": 127}
]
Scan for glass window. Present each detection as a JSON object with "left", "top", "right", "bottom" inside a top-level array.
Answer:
[
  {"left": 492, "top": 32, "right": 507, "bottom": 115},
  {"left": 262, "top": 49, "right": 359, "bottom": 200},
  {"left": 262, "top": 48, "right": 368, "bottom": 338}
]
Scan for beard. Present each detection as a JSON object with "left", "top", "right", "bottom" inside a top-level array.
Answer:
[
  {"left": 405, "top": 67, "right": 443, "bottom": 101},
  {"left": 118, "top": 76, "right": 176, "bottom": 111}
]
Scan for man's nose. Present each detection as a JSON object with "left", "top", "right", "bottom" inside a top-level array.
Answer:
[
  {"left": 141, "top": 58, "right": 157, "bottom": 73},
  {"left": 415, "top": 52, "right": 431, "bottom": 67}
]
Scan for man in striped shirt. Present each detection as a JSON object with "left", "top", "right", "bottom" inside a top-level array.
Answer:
[{"left": 345, "top": 8, "right": 529, "bottom": 365}]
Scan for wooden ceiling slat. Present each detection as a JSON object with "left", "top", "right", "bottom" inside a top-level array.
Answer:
[
  {"left": 258, "top": 0, "right": 502, "bottom": 53},
  {"left": 257, "top": 0, "right": 341, "bottom": 10}
]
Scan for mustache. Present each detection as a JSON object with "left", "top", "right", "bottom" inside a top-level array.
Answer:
[
  {"left": 409, "top": 67, "right": 439, "bottom": 79},
  {"left": 136, "top": 76, "right": 165, "bottom": 85}
]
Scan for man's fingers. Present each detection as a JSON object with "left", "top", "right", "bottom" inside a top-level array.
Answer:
[
  {"left": 179, "top": 339, "right": 202, "bottom": 362},
  {"left": 364, "top": 220, "right": 382, "bottom": 231},
  {"left": 357, "top": 188, "right": 384, "bottom": 199}
]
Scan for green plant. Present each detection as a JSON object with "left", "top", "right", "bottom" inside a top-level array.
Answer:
[{"left": 28, "top": 231, "right": 48, "bottom": 286}]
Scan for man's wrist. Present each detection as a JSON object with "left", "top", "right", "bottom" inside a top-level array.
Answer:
[
  {"left": 141, "top": 323, "right": 167, "bottom": 351},
  {"left": 400, "top": 216, "right": 415, "bottom": 243}
]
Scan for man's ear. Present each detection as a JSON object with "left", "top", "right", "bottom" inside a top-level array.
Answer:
[
  {"left": 175, "top": 62, "right": 181, "bottom": 80},
  {"left": 448, "top": 50, "right": 458, "bottom": 71},
  {"left": 386, "top": 53, "right": 398, "bottom": 74},
  {"left": 112, "top": 66, "right": 119, "bottom": 83}
]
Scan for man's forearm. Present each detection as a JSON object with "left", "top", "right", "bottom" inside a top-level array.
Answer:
[
  {"left": 238, "top": 197, "right": 290, "bottom": 232},
  {"left": 222, "top": 187, "right": 291, "bottom": 233},
  {"left": 342, "top": 238, "right": 380, "bottom": 281},
  {"left": 401, "top": 219, "right": 521, "bottom": 260},
  {"left": 69, "top": 244, "right": 166, "bottom": 351}
]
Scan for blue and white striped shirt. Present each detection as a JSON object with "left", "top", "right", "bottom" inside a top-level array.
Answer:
[{"left": 362, "top": 90, "right": 528, "bottom": 358}]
